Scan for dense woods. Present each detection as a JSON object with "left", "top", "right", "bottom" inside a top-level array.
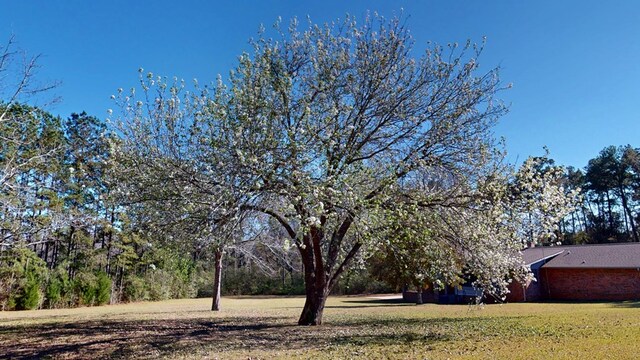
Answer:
[{"left": 560, "top": 145, "right": 640, "bottom": 244}]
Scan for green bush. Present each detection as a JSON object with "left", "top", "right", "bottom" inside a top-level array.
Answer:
[
  {"left": 45, "top": 277, "right": 63, "bottom": 308},
  {"left": 123, "top": 275, "right": 147, "bottom": 302},
  {"left": 17, "top": 274, "right": 42, "bottom": 310},
  {"left": 144, "top": 269, "right": 172, "bottom": 301},
  {"left": 6, "top": 296, "right": 17, "bottom": 311},
  {"left": 0, "top": 248, "right": 48, "bottom": 310},
  {"left": 45, "top": 266, "right": 74, "bottom": 308},
  {"left": 73, "top": 272, "right": 98, "bottom": 306},
  {"left": 95, "top": 272, "right": 112, "bottom": 305}
]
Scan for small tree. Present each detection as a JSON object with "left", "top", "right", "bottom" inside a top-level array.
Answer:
[
  {"left": 371, "top": 155, "right": 580, "bottom": 302},
  {"left": 111, "top": 71, "right": 247, "bottom": 311}
]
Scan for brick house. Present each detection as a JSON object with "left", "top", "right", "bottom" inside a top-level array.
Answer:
[
  {"left": 404, "top": 243, "right": 640, "bottom": 304},
  {"left": 507, "top": 243, "right": 640, "bottom": 302}
]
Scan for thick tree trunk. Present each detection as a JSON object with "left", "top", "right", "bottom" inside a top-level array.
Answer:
[
  {"left": 212, "top": 249, "right": 223, "bottom": 311},
  {"left": 296, "top": 240, "right": 363, "bottom": 325},
  {"left": 297, "top": 235, "right": 328, "bottom": 325},
  {"left": 298, "top": 284, "right": 329, "bottom": 325}
]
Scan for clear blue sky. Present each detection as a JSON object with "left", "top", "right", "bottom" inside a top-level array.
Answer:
[{"left": 2, "top": 0, "right": 639, "bottom": 169}]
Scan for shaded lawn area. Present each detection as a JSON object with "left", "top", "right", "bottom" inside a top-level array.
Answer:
[{"left": 1, "top": 297, "right": 640, "bottom": 359}]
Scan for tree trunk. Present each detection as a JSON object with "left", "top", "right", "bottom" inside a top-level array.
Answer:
[
  {"left": 415, "top": 284, "right": 423, "bottom": 305},
  {"left": 619, "top": 186, "right": 639, "bottom": 242},
  {"left": 582, "top": 202, "right": 591, "bottom": 232},
  {"left": 67, "top": 226, "right": 75, "bottom": 279},
  {"left": 297, "top": 237, "right": 328, "bottom": 325},
  {"left": 298, "top": 284, "right": 329, "bottom": 325},
  {"left": 211, "top": 249, "right": 223, "bottom": 311},
  {"left": 43, "top": 240, "right": 50, "bottom": 266},
  {"left": 606, "top": 191, "right": 614, "bottom": 231},
  {"left": 296, "top": 241, "right": 362, "bottom": 325}
]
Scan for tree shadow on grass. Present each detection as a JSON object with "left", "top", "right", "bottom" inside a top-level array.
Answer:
[
  {"left": 609, "top": 301, "right": 640, "bottom": 308},
  {"left": 324, "top": 297, "right": 412, "bottom": 309},
  {"left": 0, "top": 317, "right": 299, "bottom": 359},
  {"left": 0, "top": 310, "right": 537, "bottom": 359},
  {"left": 337, "top": 298, "right": 408, "bottom": 305}
]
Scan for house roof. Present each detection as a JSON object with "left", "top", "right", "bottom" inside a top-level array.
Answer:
[
  {"left": 521, "top": 246, "right": 565, "bottom": 266},
  {"left": 521, "top": 243, "right": 640, "bottom": 269},
  {"left": 542, "top": 243, "right": 640, "bottom": 269}
]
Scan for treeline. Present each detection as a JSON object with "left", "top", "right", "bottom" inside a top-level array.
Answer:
[
  {"left": 560, "top": 145, "right": 640, "bottom": 244},
  {"left": 0, "top": 107, "right": 195, "bottom": 310},
  {"left": 1, "top": 106, "right": 633, "bottom": 311},
  {"left": 0, "top": 105, "right": 348, "bottom": 310}
]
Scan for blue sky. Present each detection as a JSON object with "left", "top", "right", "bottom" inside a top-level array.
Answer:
[{"left": 2, "top": 0, "right": 639, "bottom": 169}]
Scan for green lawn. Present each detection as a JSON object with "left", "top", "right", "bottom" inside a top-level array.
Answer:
[{"left": 1, "top": 296, "right": 639, "bottom": 359}]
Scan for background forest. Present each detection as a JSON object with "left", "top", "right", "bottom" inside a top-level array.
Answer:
[
  {"left": 1, "top": 31, "right": 639, "bottom": 311},
  {"left": 3, "top": 106, "right": 639, "bottom": 311}
]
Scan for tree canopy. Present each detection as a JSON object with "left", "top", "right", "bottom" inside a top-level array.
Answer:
[{"left": 112, "top": 14, "right": 553, "bottom": 325}]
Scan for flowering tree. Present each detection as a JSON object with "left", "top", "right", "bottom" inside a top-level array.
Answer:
[
  {"left": 114, "top": 13, "right": 514, "bottom": 324},
  {"left": 215, "top": 15, "right": 511, "bottom": 325},
  {"left": 110, "top": 72, "right": 248, "bottom": 311},
  {"left": 452, "top": 155, "right": 580, "bottom": 297},
  {"left": 510, "top": 155, "right": 582, "bottom": 245},
  {"left": 370, "top": 154, "right": 580, "bottom": 303}
]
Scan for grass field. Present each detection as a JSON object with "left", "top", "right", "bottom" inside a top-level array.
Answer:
[{"left": 1, "top": 296, "right": 639, "bottom": 359}]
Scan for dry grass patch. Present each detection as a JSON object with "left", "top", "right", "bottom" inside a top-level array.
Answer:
[{"left": 1, "top": 297, "right": 639, "bottom": 359}]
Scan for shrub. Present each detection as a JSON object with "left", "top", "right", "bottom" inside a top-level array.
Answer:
[
  {"left": 73, "top": 272, "right": 98, "bottom": 306},
  {"left": 95, "top": 272, "right": 112, "bottom": 305},
  {"left": 17, "top": 274, "right": 42, "bottom": 310},
  {"left": 45, "top": 277, "right": 63, "bottom": 308},
  {"left": 144, "top": 269, "right": 169, "bottom": 301},
  {"left": 0, "top": 248, "right": 48, "bottom": 310},
  {"left": 123, "top": 275, "right": 147, "bottom": 302},
  {"left": 45, "top": 266, "right": 74, "bottom": 308}
]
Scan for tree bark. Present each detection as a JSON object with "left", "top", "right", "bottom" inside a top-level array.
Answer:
[
  {"left": 298, "top": 282, "right": 329, "bottom": 325},
  {"left": 415, "top": 284, "right": 423, "bottom": 305},
  {"left": 619, "top": 186, "right": 639, "bottom": 242},
  {"left": 297, "top": 230, "right": 328, "bottom": 325},
  {"left": 297, "top": 238, "right": 362, "bottom": 325},
  {"left": 606, "top": 191, "right": 615, "bottom": 231},
  {"left": 253, "top": 207, "right": 361, "bottom": 325},
  {"left": 211, "top": 249, "right": 223, "bottom": 311}
]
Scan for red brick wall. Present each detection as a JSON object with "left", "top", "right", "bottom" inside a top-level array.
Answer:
[
  {"left": 506, "top": 281, "right": 526, "bottom": 302},
  {"left": 540, "top": 268, "right": 640, "bottom": 301},
  {"left": 506, "top": 279, "right": 543, "bottom": 302}
]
